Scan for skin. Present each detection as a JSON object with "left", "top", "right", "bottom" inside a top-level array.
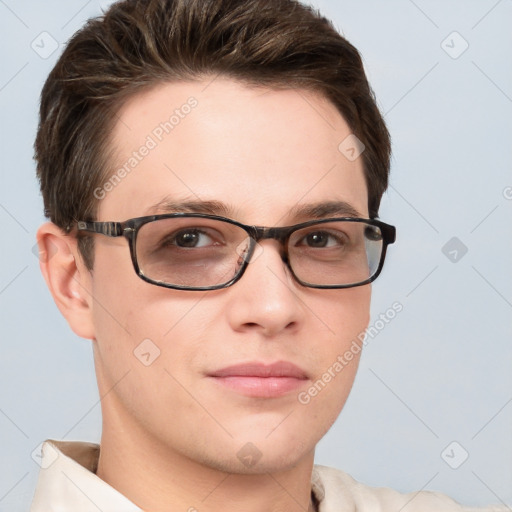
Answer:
[{"left": 38, "top": 78, "right": 371, "bottom": 512}]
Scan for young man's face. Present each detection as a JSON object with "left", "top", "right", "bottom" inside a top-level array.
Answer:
[{"left": 80, "top": 78, "right": 370, "bottom": 473}]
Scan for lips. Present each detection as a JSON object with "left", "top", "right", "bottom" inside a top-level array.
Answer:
[
  {"left": 210, "top": 361, "right": 308, "bottom": 378},
  {"left": 208, "top": 361, "right": 308, "bottom": 398}
]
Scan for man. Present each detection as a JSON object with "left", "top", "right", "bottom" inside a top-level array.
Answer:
[{"left": 31, "top": 0, "right": 506, "bottom": 510}]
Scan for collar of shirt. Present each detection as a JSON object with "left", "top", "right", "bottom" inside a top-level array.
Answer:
[{"left": 29, "top": 440, "right": 340, "bottom": 512}]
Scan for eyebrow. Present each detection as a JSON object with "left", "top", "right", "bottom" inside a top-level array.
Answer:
[
  {"left": 289, "top": 201, "right": 364, "bottom": 219},
  {"left": 146, "top": 198, "right": 232, "bottom": 217},
  {"left": 145, "top": 197, "right": 364, "bottom": 221}
]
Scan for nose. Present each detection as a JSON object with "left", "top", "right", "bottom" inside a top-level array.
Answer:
[{"left": 225, "top": 240, "right": 303, "bottom": 337}]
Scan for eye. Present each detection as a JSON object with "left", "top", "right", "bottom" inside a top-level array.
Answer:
[
  {"left": 167, "top": 229, "right": 217, "bottom": 248},
  {"left": 299, "top": 230, "right": 346, "bottom": 248},
  {"left": 364, "top": 225, "right": 382, "bottom": 242}
]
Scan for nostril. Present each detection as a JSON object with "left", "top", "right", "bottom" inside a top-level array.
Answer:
[{"left": 243, "top": 322, "right": 259, "bottom": 329}]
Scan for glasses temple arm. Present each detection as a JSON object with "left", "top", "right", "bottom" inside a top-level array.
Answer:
[{"left": 77, "top": 221, "right": 124, "bottom": 237}]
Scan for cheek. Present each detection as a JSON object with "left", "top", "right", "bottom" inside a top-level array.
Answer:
[
  {"left": 88, "top": 242, "right": 168, "bottom": 386},
  {"left": 90, "top": 254, "right": 137, "bottom": 345},
  {"left": 293, "top": 285, "right": 370, "bottom": 425},
  {"left": 89, "top": 242, "right": 219, "bottom": 389},
  {"left": 318, "top": 285, "right": 371, "bottom": 348}
]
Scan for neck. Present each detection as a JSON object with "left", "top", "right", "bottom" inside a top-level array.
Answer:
[{"left": 96, "top": 412, "right": 317, "bottom": 512}]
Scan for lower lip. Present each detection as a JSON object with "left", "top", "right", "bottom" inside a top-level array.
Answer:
[{"left": 210, "top": 376, "right": 307, "bottom": 398}]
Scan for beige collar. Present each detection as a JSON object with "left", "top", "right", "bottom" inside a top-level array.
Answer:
[{"left": 30, "top": 440, "right": 329, "bottom": 512}]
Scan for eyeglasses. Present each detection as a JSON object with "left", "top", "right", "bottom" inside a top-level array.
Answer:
[{"left": 77, "top": 213, "right": 396, "bottom": 291}]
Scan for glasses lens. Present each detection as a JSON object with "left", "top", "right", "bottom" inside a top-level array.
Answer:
[
  {"left": 135, "top": 217, "right": 250, "bottom": 288},
  {"left": 288, "top": 220, "right": 383, "bottom": 287}
]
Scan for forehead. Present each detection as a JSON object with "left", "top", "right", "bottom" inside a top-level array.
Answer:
[{"left": 98, "top": 78, "right": 368, "bottom": 224}]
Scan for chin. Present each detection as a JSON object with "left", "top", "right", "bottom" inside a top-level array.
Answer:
[{"left": 191, "top": 433, "right": 316, "bottom": 476}]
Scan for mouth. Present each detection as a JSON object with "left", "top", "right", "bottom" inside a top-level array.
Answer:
[{"left": 207, "top": 361, "right": 309, "bottom": 398}]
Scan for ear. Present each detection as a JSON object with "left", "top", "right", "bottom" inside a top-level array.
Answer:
[{"left": 36, "top": 222, "right": 95, "bottom": 340}]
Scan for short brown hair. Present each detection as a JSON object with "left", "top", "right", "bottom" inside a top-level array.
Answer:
[{"left": 35, "top": 0, "right": 391, "bottom": 268}]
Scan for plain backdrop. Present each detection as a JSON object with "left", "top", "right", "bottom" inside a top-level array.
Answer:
[{"left": 0, "top": 1, "right": 511, "bottom": 511}]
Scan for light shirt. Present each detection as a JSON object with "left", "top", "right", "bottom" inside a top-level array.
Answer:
[{"left": 30, "top": 440, "right": 507, "bottom": 511}]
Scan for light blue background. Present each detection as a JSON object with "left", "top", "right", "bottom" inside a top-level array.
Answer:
[{"left": 1, "top": 1, "right": 511, "bottom": 510}]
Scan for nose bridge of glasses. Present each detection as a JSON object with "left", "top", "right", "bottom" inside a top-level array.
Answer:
[
  {"left": 244, "top": 226, "right": 291, "bottom": 269},
  {"left": 237, "top": 226, "right": 289, "bottom": 266},
  {"left": 251, "top": 226, "right": 290, "bottom": 244}
]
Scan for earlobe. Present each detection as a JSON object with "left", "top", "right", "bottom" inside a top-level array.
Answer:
[{"left": 36, "top": 222, "right": 95, "bottom": 340}]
